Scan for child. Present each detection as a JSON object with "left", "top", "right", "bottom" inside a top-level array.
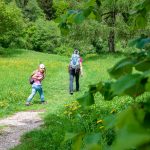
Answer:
[{"left": 26, "top": 64, "right": 46, "bottom": 106}]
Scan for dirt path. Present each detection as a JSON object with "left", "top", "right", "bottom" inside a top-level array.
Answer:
[{"left": 0, "top": 110, "right": 45, "bottom": 150}]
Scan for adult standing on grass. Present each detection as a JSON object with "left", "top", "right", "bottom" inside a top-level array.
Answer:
[
  {"left": 26, "top": 64, "right": 46, "bottom": 106},
  {"left": 69, "top": 49, "right": 83, "bottom": 95}
]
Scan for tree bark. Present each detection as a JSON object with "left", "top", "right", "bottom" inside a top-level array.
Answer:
[
  {"left": 108, "top": 29, "right": 115, "bottom": 52},
  {"left": 108, "top": 11, "right": 116, "bottom": 52}
]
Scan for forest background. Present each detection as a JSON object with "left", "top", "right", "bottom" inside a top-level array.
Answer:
[{"left": 1, "top": 0, "right": 150, "bottom": 55}]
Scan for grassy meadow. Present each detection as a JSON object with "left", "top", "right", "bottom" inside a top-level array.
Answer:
[
  {"left": 0, "top": 48, "right": 123, "bottom": 118},
  {"left": 0, "top": 48, "right": 135, "bottom": 149}
]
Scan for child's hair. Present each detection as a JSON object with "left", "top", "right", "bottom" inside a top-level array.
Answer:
[
  {"left": 39, "top": 64, "right": 46, "bottom": 75},
  {"left": 39, "top": 64, "right": 45, "bottom": 69}
]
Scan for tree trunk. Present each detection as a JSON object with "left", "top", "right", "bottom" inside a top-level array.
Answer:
[
  {"left": 108, "top": 11, "right": 116, "bottom": 52},
  {"left": 108, "top": 29, "right": 115, "bottom": 52}
]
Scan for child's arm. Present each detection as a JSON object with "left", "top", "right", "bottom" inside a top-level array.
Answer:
[
  {"left": 32, "top": 74, "right": 43, "bottom": 80},
  {"left": 32, "top": 70, "right": 40, "bottom": 79}
]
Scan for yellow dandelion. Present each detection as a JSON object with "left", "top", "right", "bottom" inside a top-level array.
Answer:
[
  {"left": 97, "top": 120, "right": 103, "bottom": 124},
  {"left": 99, "top": 126, "right": 104, "bottom": 129},
  {"left": 110, "top": 109, "right": 116, "bottom": 114}
]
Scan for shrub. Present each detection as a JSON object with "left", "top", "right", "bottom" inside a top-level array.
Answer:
[
  {"left": 0, "top": 1, "right": 24, "bottom": 48},
  {"left": 25, "top": 19, "right": 61, "bottom": 52},
  {"left": 53, "top": 44, "right": 73, "bottom": 56}
]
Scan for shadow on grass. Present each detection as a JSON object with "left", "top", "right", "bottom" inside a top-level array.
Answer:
[{"left": 0, "top": 48, "right": 25, "bottom": 58}]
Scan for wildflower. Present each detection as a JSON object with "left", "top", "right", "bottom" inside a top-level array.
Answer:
[
  {"left": 110, "top": 109, "right": 116, "bottom": 114},
  {"left": 99, "top": 126, "right": 104, "bottom": 129},
  {"left": 97, "top": 120, "right": 103, "bottom": 124}
]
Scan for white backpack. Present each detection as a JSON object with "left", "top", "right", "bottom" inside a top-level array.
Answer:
[{"left": 70, "top": 54, "right": 80, "bottom": 69}]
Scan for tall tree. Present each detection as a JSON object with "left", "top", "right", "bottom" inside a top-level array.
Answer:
[
  {"left": 58, "top": 0, "right": 142, "bottom": 52},
  {"left": 24, "top": 0, "right": 45, "bottom": 21},
  {"left": 38, "top": 0, "right": 55, "bottom": 20},
  {"left": 15, "top": 0, "right": 28, "bottom": 8}
]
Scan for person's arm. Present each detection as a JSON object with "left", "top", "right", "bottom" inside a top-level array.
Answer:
[
  {"left": 31, "top": 70, "right": 41, "bottom": 80},
  {"left": 32, "top": 73, "right": 38, "bottom": 79},
  {"left": 80, "top": 58, "right": 83, "bottom": 76},
  {"left": 68, "top": 64, "right": 71, "bottom": 73},
  {"left": 31, "top": 70, "right": 37, "bottom": 78}
]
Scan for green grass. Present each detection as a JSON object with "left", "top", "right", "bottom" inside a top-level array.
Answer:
[
  {"left": 0, "top": 48, "right": 122, "bottom": 118},
  {"left": 1, "top": 48, "right": 128, "bottom": 149}
]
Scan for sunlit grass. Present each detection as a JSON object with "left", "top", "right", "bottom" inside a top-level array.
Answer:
[
  {"left": 0, "top": 49, "right": 132, "bottom": 150},
  {"left": 0, "top": 48, "right": 123, "bottom": 118}
]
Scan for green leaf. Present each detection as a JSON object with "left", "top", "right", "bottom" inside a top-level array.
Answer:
[
  {"left": 96, "top": 82, "right": 103, "bottom": 92},
  {"left": 72, "top": 132, "right": 85, "bottom": 150},
  {"left": 111, "top": 74, "right": 142, "bottom": 96},
  {"left": 136, "top": 38, "right": 150, "bottom": 49},
  {"left": 89, "top": 84, "right": 97, "bottom": 94},
  {"left": 68, "top": 10, "right": 78, "bottom": 15},
  {"left": 100, "top": 82, "right": 115, "bottom": 100},
  {"left": 124, "top": 81, "right": 145, "bottom": 97},
  {"left": 135, "top": 59, "right": 150, "bottom": 72},
  {"left": 144, "top": 0, "right": 150, "bottom": 11},
  {"left": 84, "top": 133, "right": 101, "bottom": 144},
  {"left": 135, "top": 14, "right": 147, "bottom": 29},
  {"left": 145, "top": 76, "right": 150, "bottom": 91},
  {"left": 64, "top": 132, "right": 85, "bottom": 150},
  {"left": 54, "top": 17, "right": 62, "bottom": 23},
  {"left": 83, "top": 7, "right": 92, "bottom": 18},
  {"left": 104, "top": 114, "right": 116, "bottom": 129},
  {"left": 113, "top": 107, "right": 150, "bottom": 150},
  {"left": 74, "top": 12, "right": 85, "bottom": 24},
  {"left": 108, "top": 58, "right": 133, "bottom": 79},
  {"left": 84, "top": 0, "right": 96, "bottom": 7},
  {"left": 113, "top": 130, "right": 150, "bottom": 150},
  {"left": 77, "top": 91, "right": 94, "bottom": 107},
  {"left": 88, "top": 11, "right": 96, "bottom": 19},
  {"left": 64, "top": 132, "right": 79, "bottom": 142},
  {"left": 128, "top": 37, "right": 142, "bottom": 47},
  {"left": 59, "top": 22, "right": 70, "bottom": 35}
]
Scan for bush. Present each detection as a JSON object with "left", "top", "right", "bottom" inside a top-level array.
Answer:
[
  {"left": 23, "top": 0, "right": 45, "bottom": 22},
  {"left": 25, "top": 19, "right": 61, "bottom": 52},
  {"left": 53, "top": 44, "right": 73, "bottom": 56},
  {"left": 68, "top": 40, "right": 96, "bottom": 55},
  {"left": 0, "top": 1, "right": 24, "bottom": 48}
]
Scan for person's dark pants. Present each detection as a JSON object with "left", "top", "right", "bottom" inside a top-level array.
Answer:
[{"left": 69, "top": 69, "right": 80, "bottom": 93}]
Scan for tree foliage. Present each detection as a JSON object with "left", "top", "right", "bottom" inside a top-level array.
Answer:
[
  {"left": 23, "top": 0, "right": 45, "bottom": 21},
  {"left": 0, "top": 0, "right": 24, "bottom": 47},
  {"left": 0, "top": 0, "right": 23, "bottom": 34},
  {"left": 24, "top": 19, "right": 61, "bottom": 52},
  {"left": 37, "top": 0, "right": 55, "bottom": 20},
  {"left": 66, "top": 0, "right": 150, "bottom": 149}
]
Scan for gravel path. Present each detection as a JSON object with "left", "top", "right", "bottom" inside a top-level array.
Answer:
[{"left": 0, "top": 110, "right": 45, "bottom": 150}]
